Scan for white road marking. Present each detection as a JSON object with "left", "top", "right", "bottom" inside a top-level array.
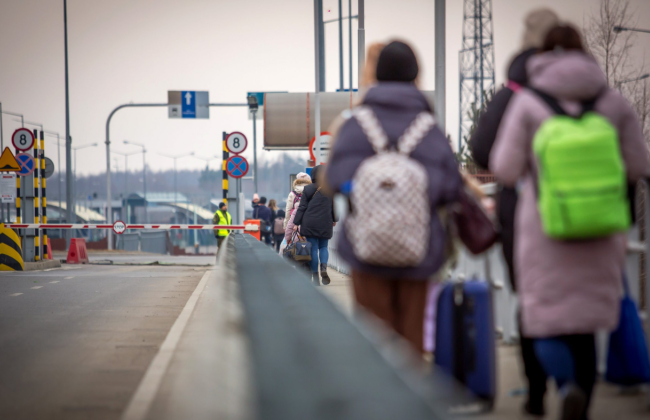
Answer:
[
  {"left": 31, "top": 286, "right": 43, "bottom": 289},
  {"left": 50, "top": 281, "right": 60, "bottom": 284},
  {"left": 121, "top": 269, "right": 213, "bottom": 420},
  {"left": 64, "top": 277, "right": 74, "bottom": 279},
  {"left": 9, "top": 293, "right": 23, "bottom": 297}
]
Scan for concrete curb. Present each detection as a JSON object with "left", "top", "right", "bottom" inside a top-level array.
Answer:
[{"left": 24, "top": 260, "right": 62, "bottom": 271}]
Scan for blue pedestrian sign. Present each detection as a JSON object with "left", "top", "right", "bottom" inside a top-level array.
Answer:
[
  {"left": 226, "top": 156, "right": 249, "bottom": 179},
  {"left": 168, "top": 90, "right": 209, "bottom": 119},
  {"left": 15, "top": 153, "right": 35, "bottom": 177}
]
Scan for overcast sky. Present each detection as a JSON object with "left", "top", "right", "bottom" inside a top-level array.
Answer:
[{"left": 1, "top": 0, "right": 649, "bottom": 176}]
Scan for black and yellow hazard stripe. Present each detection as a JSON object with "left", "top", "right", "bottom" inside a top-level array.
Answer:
[
  {"left": 33, "top": 129, "right": 40, "bottom": 261},
  {"left": 0, "top": 223, "right": 24, "bottom": 271},
  {"left": 40, "top": 130, "right": 48, "bottom": 259},
  {"left": 16, "top": 175, "right": 20, "bottom": 224},
  {"left": 222, "top": 131, "right": 229, "bottom": 203}
]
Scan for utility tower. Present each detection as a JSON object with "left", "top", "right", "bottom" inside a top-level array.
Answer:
[{"left": 458, "top": 0, "right": 495, "bottom": 150}]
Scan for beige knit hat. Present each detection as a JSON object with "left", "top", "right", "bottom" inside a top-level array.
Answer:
[{"left": 522, "top": 8, "right": 560, "bottom": 49}]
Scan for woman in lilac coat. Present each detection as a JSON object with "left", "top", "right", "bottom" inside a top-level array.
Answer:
[{"left": 491, "top": 25, "right": 649, "bottom": 419}]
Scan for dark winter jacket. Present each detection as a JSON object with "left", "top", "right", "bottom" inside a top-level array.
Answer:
[
  {"left": 293, "top": 166, "right": 337, "bottom": 239},
  {"left": 253, "top": 204, "right": 272, "bottom": 224},
  {"left": 326, "top": 82, "right": 462, "bottom": 280},
  {"left": 468, "top": 49, "right": 535, "bottom": 291}
]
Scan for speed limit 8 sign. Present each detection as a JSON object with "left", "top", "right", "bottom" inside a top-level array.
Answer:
[
  {"left": 225, "top": 132, "right": 248, "bottom": 154},
  {"left": 12, "top": 128, "right": 35, "bottom": 151}
]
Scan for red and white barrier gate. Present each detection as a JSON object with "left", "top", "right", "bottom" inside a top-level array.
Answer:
[{"left": 6, "top": 223, "right": 259, "bottom": 234}]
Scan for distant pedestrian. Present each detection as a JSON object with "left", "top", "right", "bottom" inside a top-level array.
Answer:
[
  {"left": 212, "top": 202, "right": 232, "bottom": 253},
  {"left": 284, "top": 173, "right": 312, "bottom": 230},
  {"left": 273, "top": 209, "right": 286, "bottom": 252},
  {"left": 491, "top": 24, "right": 649, "bottom": 420},
  {"left": 469, "top": 7, "right": 559, "bottom": 416},
  {"left": 253, "top": 196, "right": 273, "bottom": 245},
  {"left": 326, "top": 40, "right": 462, "bottom": 354},
  {"left": 293, "top": 165, "right": 337, "bottom": 286}
]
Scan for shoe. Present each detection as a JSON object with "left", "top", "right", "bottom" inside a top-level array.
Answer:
[
  {"left": 320, "top": 263, "right": 330, "bottom": 285},
  {"left": 558, "top": 384, "right": 586, "bottom": 420},
  {"left": 311, "top": 273, "right": 320, "bottom": 286},
  {"left": 523, "top": 400, "right": 545, "bottom": 417}
]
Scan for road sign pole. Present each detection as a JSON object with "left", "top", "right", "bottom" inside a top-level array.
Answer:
[
  {"left": 314, "top": 0, "right": 322, "bottom": 166},
  {"left": 252, "top": 108, "right": 258, "bottom": 193}
]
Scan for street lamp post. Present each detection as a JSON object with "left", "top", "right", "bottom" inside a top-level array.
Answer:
[
  {"left": 123, "top": 140, "right": 149, "bottom": 224},
  {"left": 64, "top": 0, "right": 73, "bottom": 248},
  {"left": 159, "top": 152, "right": 194, "bottom": 224},
  {"left": 111, "top": 149, "right": 140, "bottom": 223},
  {"left": 72, "top": 143, "right": 98, "bottom": 215},
  {"left": 247, "top": 96, "right": 259, "bottom": 192}
]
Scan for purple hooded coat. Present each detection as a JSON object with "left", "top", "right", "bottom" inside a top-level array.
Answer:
[
  {"left": 491, "top": 51, "right": 649, "bottom": 338},
  {"left": 326, "top": 82, "right": 462, "bottom": 280}
]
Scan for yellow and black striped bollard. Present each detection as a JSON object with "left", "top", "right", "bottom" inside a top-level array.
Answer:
[
  {"left": 40, "top": 130, "right": 48, "bottom": 259},
  {"left": 33, "top": 129, "right": 40, "bottom": 261},
  {"left": 222, "top": 131, "right": 229, "bottom": 203}
]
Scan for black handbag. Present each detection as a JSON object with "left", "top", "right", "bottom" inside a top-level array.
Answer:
[
  {"left": 451, "top": 188, "right": 498, "bottom": 255},
  {"left": 284, "top": 232, "right": 312, "bottom": 262}
]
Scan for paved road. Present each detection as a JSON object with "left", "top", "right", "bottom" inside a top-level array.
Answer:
[{"left": 0, "top": 262, "right": 208, "bottom": 420}]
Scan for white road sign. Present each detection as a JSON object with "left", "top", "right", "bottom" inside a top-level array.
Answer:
[
  {"left": 226, "top": 132, "right": 248, "bottom": 154},
  {"left": 0, "top": 173, "right": 16, "bottom": 203},
  {"left": 309, "top": 132, "right": 332, "bottom": 164},
  {"left": 112, "top": 220, "right": 126, "bottom": 235},
  {"left": 12, "top": 128, "right": 35, "bottom": 151}
]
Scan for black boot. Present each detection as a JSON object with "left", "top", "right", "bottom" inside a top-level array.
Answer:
[
  {"left": 311, "top": 272, "right": 320, "bottom": 286},
  {"left": 320, "top": 263, "right": 330, "bottom": 285}
]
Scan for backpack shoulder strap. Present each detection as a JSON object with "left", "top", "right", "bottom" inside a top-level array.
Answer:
[
  {"left": 528, "top": 88, "right": 568, "bottom": 116},
  {"left": 352, "top": 106, "right": 390, "bottom": 153},
  {"left": 397, "top": 112, "right": 436, "bottom": 155}
]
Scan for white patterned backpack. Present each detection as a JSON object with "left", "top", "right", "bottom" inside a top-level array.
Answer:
[{"left": 347, "top": 106, "right": 435, "bottom": 267}]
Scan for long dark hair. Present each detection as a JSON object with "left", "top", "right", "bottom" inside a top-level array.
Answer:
[{"left": 540, "top": 24, "right": 585, "bottom": 53}]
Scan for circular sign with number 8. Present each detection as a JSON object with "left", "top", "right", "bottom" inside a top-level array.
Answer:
[
  {"left": 12, "top": 128, "right": 35, "bottom": 151},
  {"left": 226, "top": 132, "right": 248, "bottom": 154}
]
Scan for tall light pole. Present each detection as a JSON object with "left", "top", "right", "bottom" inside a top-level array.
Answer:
[
  {"left": 435, "top": 0, "right": 446, "bottom": 132},
  {"left": 111, "top": 149, "right": 140, "bottom": 223},
  {"left": 72, "top": 143, "right": 98, "bottom": 214},
  {"left": 123, "top": 140, "right": 148, "bottom": 223},
  {"left": 63, "top": 0, "right": 73, "bottom": 247},
  {"left": 159, "top": 151, "right": 194, "bottom": 223},
  {"left": 247, "top": 95, "right": 259, "bottom": 192}
]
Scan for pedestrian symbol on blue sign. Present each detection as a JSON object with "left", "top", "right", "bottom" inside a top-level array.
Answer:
[
  {"left": 15, "top": 153, "right": 35, "bottom": 177},
  {"left": 226, "top": 156, "right": 249, "bottom": 179}
]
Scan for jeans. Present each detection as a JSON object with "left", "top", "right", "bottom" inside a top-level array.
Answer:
[
  {"left": 306, "top": 237, "right": 329, "bottom": 273},
  {"left": 534, "top": 334, "right": 596, "bottom": 419}
]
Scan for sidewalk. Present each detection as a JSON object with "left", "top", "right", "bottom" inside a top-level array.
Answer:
[{"left": 319, "top": 269, "right": 650, "bottom": 420}]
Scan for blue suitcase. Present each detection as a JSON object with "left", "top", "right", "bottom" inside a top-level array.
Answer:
[{"left": 434, "top": 278, "right": 497, "bottom": 409}]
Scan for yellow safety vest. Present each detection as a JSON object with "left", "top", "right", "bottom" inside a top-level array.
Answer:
[{"left": 213, "top": 210, "right": 232, "bottom": 237}]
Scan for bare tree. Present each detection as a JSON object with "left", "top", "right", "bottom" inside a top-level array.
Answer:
[{"left": 584, "top": 0, "right": 637, "bottom": 87}]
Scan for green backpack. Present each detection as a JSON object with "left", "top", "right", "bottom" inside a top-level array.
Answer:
[{"left": 531, "top": 89, "right": 630, "bottom": 239}]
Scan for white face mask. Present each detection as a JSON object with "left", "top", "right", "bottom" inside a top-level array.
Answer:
[{"left": 295, "top": 185, "right": 305, "bottom": 194}]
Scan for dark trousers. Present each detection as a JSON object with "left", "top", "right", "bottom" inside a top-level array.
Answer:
[
  {"left": 498, "top": 187, "right": 548, "bottom": 408},
  {"left": 273, "top": 234, "right": 284, "bottom": 252},
  {"left": 351, "top": 270, "right": 427, "bottom": 354},
  {"left": 534, "top": 334, "right": 597, "bottom": 420}
]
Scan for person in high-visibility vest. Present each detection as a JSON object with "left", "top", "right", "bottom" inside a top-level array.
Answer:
[{"left": 213, "top": 202, "right": 232, "bottom": 251}]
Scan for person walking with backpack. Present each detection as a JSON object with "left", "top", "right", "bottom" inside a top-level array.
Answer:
[
  {"left": 273, "top": 209, "right": 285, "bottom": 252},
  {"left": 491, "top": 25, "right": 649, "bottom": 420},
  {"left": 326, "top": 40, "right": 462, "bottom": 353},
  {"left": 293, "top": 165, "right": 337, "bottom": 286},
  {"left": 470, "top": 8, "right": 559, "bottom": 416},
  {"left": 253, "top": 196, "right": 273, "bottom": 245}
]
